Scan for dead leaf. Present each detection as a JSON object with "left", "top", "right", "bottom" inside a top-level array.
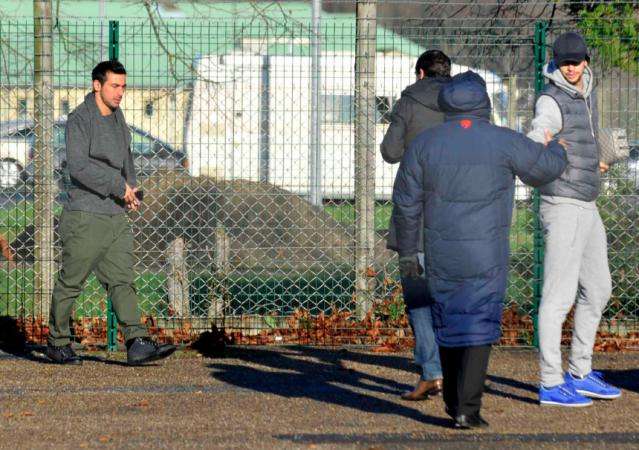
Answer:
[{"left": 372, "top": 344, "right": 398, "bottom": 353}]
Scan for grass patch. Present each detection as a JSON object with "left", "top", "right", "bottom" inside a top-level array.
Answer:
[
  {"left": 191, "top": 270, "right": 355, "bottom": 317},
  {"left": 323, "top": 201, "right": 392, "bottom": 231},
  {"left": 510, "top": 202, "right": 534, "bottom": 254},
  {"left": 0, "top": 268, "right": 355, "bottom": 318},
  {"left": 325, "top": 200, "right": 535, "bottom": 254},
  {"left": 0, "top": 201, "right": 63, "bottom": 242},
  {"left": 0, "top": 267, "right": 167, "bottom": 317}
]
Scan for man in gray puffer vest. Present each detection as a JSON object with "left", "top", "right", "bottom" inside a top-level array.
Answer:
[
  {"left": 528, "top": 32, "right": 621, "bottom": 407},
  {"left": 381, "top": 50, "right": 451, "bottom": 401}
]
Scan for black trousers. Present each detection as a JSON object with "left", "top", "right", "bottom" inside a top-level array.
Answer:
[{"left": 439, "top": 344, "right": 492, "bottom": 417}]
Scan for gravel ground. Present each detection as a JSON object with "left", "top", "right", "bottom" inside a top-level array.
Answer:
[{"left": 1, "top": 346, "right": 638, "bottom": 449}]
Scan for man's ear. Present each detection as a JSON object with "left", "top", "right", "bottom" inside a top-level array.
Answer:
[
  {"left": 418, "top": 68, "right": 426, "bottom": 80},
  {"left": 92, "top": 79, "right": 102, "bottom": 92}
]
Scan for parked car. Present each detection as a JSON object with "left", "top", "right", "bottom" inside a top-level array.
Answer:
[
  {"left": 0, "top": 119, "right": 33, "bottom": 188},
  {"left": 0, "top": 118, "right": 188, "bottom": 189},
  {"left": 0, "top": 158, "right": 26, "bottom": 188}
]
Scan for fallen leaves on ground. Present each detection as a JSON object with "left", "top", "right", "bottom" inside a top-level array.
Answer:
[{"left": 6, "top": 278, "right": 639, "bottom": 352}]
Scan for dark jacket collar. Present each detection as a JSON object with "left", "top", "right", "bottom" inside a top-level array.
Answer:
[
  {"left": 84, "top": 91, "right": 127, "bottom": 127},
  {"left": 84, "top": 91, "right": 123, "bottom": 119},
  {"left": 402, "top": 76, "right": 452, "bottom": 110},
  {"left": 445, "top": 111, "right": 491, "bottom": 122}
]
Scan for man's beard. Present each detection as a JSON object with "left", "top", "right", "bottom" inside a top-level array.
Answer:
[{"left": 99, "top": 92, "right": 117, "bottom": 111}]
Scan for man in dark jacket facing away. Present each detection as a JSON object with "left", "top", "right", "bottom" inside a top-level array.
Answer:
[
  {"left": 46, "top": 61, "right": 175, "bottom": 366},
  {"left": 381, "top": 50, "right": 451, "bottom": 401},
  {"left": 393, "top": 71, "right": 567, "bottom": 428}
]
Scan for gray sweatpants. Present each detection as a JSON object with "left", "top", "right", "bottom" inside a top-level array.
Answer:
[{"left": 538, "top": 197, "right": 612, "bottom": 387}]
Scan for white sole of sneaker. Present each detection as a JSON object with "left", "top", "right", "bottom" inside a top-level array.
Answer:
[
  {"left": 539, "top": 400, "right": 593, "bottom": 407},
  {"left": 575, "top": 390, "right": 622, "bottom": 400}
]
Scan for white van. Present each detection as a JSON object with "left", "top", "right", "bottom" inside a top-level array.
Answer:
[{"left": 184, "top": 51, "right": 510, "bottom": 200}]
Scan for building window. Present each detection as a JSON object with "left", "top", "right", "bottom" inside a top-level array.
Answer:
[
  {"left": 375, "top": 96, "right": 392, "bottom": 124},
  {"left": 61, "top": 99, "right": 70, "bottom": 115},
  {"left": 321, "top": 95, "right": 354, "bottom": 124},
  {"left": 145, "top": 101, "right": 154, "bottom": 117},
  {"left": 17, "top": 98, "right": 27, "bottom": 118}
]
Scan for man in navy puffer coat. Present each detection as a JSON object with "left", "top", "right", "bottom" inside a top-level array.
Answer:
[{"left": 392, "top": 71, "right": 568, "bottom": 429}]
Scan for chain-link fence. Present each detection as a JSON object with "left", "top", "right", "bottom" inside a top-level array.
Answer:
[{"left": 0, "top": 1, "right": 637, "bottom": 349}]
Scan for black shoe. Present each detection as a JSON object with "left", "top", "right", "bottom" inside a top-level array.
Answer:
[
  {"left": 454, "top": 412, "right": 489, "bottom": 430},
  {"left": 46, "top": 344, "right": 82, "bottom": 365},
  {"left": 126, "top": 337, "right": 176, "bottom": 366}
]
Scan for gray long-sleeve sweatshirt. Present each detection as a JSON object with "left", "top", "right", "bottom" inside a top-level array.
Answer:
[{"left": 64, "top": 92, "right": 136, "bottom": 215}]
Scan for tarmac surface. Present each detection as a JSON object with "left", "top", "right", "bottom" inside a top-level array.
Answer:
[{"left": 1, "top": 346, "right": 638, "bottom": 449}]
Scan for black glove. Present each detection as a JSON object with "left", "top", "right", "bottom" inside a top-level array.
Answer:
[{"left": 399, "top": 255, "right": 424, "bottom": 279}]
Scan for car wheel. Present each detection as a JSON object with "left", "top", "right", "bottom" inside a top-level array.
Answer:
[{"left": 0, "top": 159, "right": 24, "bottom": 188}]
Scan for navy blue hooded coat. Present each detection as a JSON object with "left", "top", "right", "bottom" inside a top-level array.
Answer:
[{"left": 392, "top": 71, "right": 568, "bottom": 347}]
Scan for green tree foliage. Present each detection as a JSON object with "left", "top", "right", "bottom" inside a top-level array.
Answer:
[{"left": 578, "top": 2, "right": 639, "bottom": 74}]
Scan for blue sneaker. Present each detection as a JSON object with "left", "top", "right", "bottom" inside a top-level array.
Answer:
[
  {"left": 565, "top": 371, "right": 622, "bottom": 400},
  {"left": 539, "top": 382, "right": 593, "bottom": 407}
]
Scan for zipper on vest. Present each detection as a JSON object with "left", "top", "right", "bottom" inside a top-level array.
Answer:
[{"left": 584, "top": 96, "right": 595, "bottom": 139}]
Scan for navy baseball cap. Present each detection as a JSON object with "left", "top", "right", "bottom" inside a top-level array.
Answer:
[{"left": 553, "top": 32, "right": 590, "bottom": 65}]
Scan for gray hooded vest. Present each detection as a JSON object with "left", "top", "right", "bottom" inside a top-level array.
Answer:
[{"left": 538, "top": 64, "right": 600, "bottom": 201}]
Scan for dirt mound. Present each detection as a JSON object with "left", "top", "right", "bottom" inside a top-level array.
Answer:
[
  {"left": 136, "top": 171, "right": 392, "bottom": 272},
  {"left": 7, "top": 171, "right": 393, "bottom": 274}
]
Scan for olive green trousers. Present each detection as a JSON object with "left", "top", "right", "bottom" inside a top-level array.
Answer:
[{"left": 48, "top": 210, "right": 147, "bottom": 346}]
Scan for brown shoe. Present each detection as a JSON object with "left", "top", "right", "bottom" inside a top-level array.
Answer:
[{"left": 401, "top": 378, "right": 443, "bottom": 401}]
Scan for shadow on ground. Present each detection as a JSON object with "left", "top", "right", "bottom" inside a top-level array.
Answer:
[
  {"left": 485, "top": 374, "right": 539, "bottom": 405},
  {"left": 600, "top": 369, "right": 639, "bottom": 394},
  {"left": 206, "top": 346, "right": 544, "bottom": 430},
  {"left": 208, "top": 346, "right": 452, "bottom": 428},
  {"left": 274, "top": 431, "right": 639, "bottom": 446},
  {"left": 0, "top": 316, "right": 26, "bottom": 354}
]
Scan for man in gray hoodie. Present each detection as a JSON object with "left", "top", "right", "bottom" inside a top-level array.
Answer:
[
  {"left": 381, "top": 50, "right": 451, "bottom": 401},
  {"left": 46, "top": 61, "right": 175, "bottom": 366},
  {"left": 528, "top": 32, "right": 621, "bottom": 407}
]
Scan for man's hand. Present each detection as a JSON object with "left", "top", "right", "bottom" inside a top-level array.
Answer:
[
  {"left": 126, "top": 201, "right": 140, "bottom": 212},
  {"left": 544, "top": 129, "right": 568, "bottom": 150},
  {"left": 544, "top": 129, "right": 553, "bottom": 145},
  {"left": 399, "top": 255, "right": 424, "bottom": 279},
  {"left": 124, "top": 183, "right": 141, "bottom": 210},
  {"left": 599, "top": 161, "right": 609, "bottom": 173}
]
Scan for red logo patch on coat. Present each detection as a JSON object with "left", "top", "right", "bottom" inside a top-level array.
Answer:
[{"left": 460, "top": 119, "right": 472, "bottom": 129}]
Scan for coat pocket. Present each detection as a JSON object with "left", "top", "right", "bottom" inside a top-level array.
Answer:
[
  {"left": 59, "top": 210, "right": 88, "bottom": 243},
  {"left": 540, "top": 202, "right": 580, "bottom": 249}
]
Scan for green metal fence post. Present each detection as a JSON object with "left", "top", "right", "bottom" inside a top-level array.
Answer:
[
  {"left": 532, "top": 20, "right": 548, "bottom": 347},
  {"left": 108, "top": 20, "right": 119, "bottom": 60},
  {"left": 106, "top": 20, "right": 119, "bottom": 352}
]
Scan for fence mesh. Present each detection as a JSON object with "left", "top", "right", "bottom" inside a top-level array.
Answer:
[{"left": 0, "top": 2, "right": 637, "bottom": 349}]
